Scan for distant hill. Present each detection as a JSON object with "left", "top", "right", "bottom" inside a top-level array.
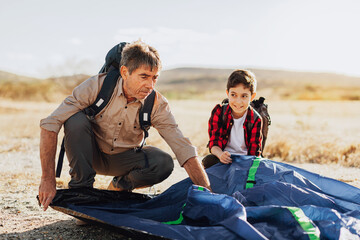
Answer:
[
  {"left": 47, "top": 74, "right": 91, "bottom": 93},
  {"left": 0, "top": 71, "right": 90, "bottom": 101},
  {"left": 156, "top": 67, "right": 360, "bottom": 100},
  {"left": 0, "top": 71, "right": 41, "bottom": 83},
  {"left": 0, "top": 68, "right": 359, "bottom": 101},
  {"left": 157, "top": 67, "right": 360, "bottom": 90}
]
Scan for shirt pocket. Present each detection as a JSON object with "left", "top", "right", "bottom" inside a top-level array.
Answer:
[
  {"left": 92, "top": 112, "right": 109, "bottom": 138},
  {"left": 120, "top": 116, "right": 144, "bottom": 146}
]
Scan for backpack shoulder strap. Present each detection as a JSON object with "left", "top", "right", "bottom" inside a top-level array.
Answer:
[
  {"left": 220, "top": 98, "right": 229, "bottom": 126},
  {"left": 55, "top": 138, "right": 65, "bottom": 178},
  {"left": 136, "top": 90, "right": 156, "bottom": 153},
  {"left": 56, "top": 69, "right": 120, "bottom": 178},
  {"left": 83, "top": 69, "right": 120, "bottom": 120},
  {"left": 252, "top": 108, "right": 260, "bottom": 123},
  {"left": 246, "top": 107, "right": 260, "bottom": 145},
  {"left": 57, "top": 42, "right": 127, "bottom": 178},
  {"left": 139, "top": 90, "right": 156, "bottom": 131},
  {"left": 221, "top": 103, "right": 228, "bottom": 125},
  {"left": 246, "top": 107, "right": 260, "bottom": 130}
]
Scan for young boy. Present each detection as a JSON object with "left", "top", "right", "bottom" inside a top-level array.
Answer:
[{"left": 202, "top": 69, "right": 262, "bottom": 169}]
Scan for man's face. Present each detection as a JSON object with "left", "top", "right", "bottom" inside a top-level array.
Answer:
[
  {"left": 121, "top": 65, "right": 159, "bottom": 101},
  {"left": 226, "top": 83, "right": 256, "bottom": 118}
]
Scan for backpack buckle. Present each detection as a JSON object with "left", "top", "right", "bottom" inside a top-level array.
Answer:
[{"left": 83, "top": 108, "right": 96, "bottom": 121}]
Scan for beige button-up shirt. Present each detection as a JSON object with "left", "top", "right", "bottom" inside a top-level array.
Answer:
[{"left": 40, "top": 73, "right": 197, "bottom": 166}]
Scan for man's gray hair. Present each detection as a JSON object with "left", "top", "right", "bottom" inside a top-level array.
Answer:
[{"left": 120, "top": 40, "right": 162, "bottom": 74}]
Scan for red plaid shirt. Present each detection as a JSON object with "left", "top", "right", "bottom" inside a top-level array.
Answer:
[{"left": 208, "top": 104, "right": 262, "bottom": 156}]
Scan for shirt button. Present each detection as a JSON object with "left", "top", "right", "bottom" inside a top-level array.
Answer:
[{"left": 230, "top": 122, "right": 233, "bottom": 125}]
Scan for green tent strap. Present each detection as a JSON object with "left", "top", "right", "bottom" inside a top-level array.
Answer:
[
  {"left": 162, "top": 187, "right": 206, "bottom": 225},
  {"left": 162, "top": 203, "right": 186, "bottom": 225},
  {"left": 287, "top": 207, "right": 320, "bottom": 240},
  {"left": 245, "top": 158, "right": 261, "bottom": 189},
  {"left": 162, "top": 212, "right": 184, "bottom": 225}
]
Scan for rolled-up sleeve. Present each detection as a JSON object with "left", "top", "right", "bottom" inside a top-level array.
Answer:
[
  {"left": 151, "top": 93, "right": 197, "bottom": 166},
  {"left": 40, "top": 75, "right": 101, "bottom": 133}
]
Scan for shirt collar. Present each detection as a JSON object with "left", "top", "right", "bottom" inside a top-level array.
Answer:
[
  {"left": 227, "top": 105, "right": 252, "bottom": 121},
  {"left": 116, "top": 77, "right": 124, "bottom": 97}
]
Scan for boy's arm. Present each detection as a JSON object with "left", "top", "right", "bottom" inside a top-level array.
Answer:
[
  {"left": 211, "top": 146, "right": 232, "bottom": 164},
  {"left": 210, "top": 146, "right": 223, "bottom": 159}
]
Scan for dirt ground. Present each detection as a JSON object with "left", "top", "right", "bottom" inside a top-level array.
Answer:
[{"left": 0, "top": 157, "right": 189, "bottom": 240}]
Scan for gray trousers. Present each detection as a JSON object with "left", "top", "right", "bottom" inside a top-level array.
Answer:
[
  {"left": 202, "top": 154, "right": 220, "bottom": 169},
  {"left": 63, "top": 111, "right": 174, "bottom": 190}
]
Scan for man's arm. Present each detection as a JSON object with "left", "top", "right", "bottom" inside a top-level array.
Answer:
[
  {"left": 183, "top": 156, "right": 212, "bottom": 191},
  {"left": 150, "top": 93, "right": 211, "bottom": 190},
  {"left": 38, "top": 128, "right": 58, "bottom": 211}
]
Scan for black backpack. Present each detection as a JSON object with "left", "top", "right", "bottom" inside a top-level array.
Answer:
[
  {"left": 221, "top": 97, "right": 271, "bottom": 153},
  {"left": 56, "top": 42, "right": 156, "bottom": 177}
]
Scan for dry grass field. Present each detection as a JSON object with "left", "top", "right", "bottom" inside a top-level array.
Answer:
[{"left": 1, "top": 97, "right": 360, "bottom": 239}]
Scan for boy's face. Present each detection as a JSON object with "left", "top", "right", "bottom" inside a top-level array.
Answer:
[{"left": 226, "top": 84, "right": 256, "bottom": 118}]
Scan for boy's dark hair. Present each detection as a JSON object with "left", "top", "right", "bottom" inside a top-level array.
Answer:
[
  {"left": 227, "top": 69, "right": 257, "bottom": 94},
  {"left": 120, "top": 40, "right": 162, "bottom": 75}
]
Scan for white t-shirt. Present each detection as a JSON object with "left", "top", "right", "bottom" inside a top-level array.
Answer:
[{"left": 224, "top": 111, "right": 248, "bottom": 155}]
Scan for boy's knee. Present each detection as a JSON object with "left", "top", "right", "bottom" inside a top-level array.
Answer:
[{"left": 202, "top": 154, "right": 219, "bottom": 169}]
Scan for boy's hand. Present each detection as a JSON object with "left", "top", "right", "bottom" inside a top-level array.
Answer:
[{"left": 219, "top": 151, "right": 232, "bottom": 164}]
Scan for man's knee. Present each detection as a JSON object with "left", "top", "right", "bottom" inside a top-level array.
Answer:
[
  {"left": 117, "top": 150, "right": 174, "bottom": 189},
  {"left": 64, "top": 111, "right": 91, "bottom": 135},
  {"left": 148, "top": 149, "right": 174, "bottom": 182},
  {"left": 158, "top": 152, "right": 174, "bottom": 177}
]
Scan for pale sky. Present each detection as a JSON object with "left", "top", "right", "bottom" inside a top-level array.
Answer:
[{"left": 1, "top": 0, "right": 360, "bottom": 78}]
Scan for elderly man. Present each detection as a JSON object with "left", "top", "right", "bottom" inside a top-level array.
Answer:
[{"left": 38, "top": 40, "right": 211, "bottom": 211}]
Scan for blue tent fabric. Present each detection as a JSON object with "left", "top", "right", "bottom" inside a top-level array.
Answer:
[{"left": 50, "top": 155, "right": 360, "bottom": 239}]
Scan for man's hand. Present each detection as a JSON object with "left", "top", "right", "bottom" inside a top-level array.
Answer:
[
  {"left": 183, "top": 156, "right": 212, "bottom": 191},
  {"left": 38, "top": 177, "right": 56, "bottom": 211},
  {"left": 219, "top": 151, "right": 232, "bottom": 164},
  {"left": 39, "top": 128, "right": 58, "bottom": 211}
]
